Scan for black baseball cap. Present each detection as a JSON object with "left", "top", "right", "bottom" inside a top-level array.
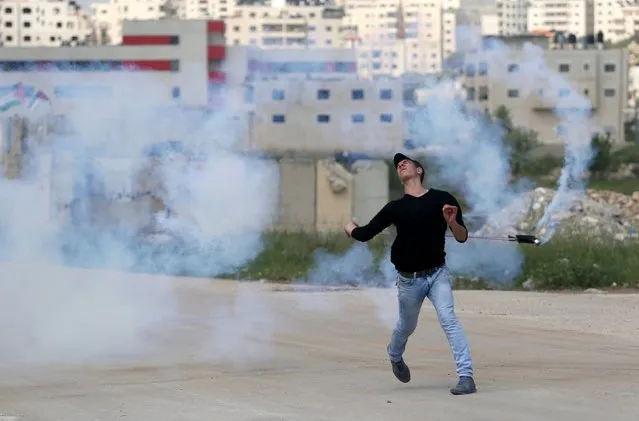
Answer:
[{"left": 394, "top": 153, "right": 425, "bottom": 182}]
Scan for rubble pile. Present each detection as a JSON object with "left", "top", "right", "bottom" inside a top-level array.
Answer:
[{"left": 475, "top": 187, "right": 639, "bottom": 241}]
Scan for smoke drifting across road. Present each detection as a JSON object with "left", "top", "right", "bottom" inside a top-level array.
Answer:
[{"left": 0, "top": 69, "right": 280, "bottom": 366}]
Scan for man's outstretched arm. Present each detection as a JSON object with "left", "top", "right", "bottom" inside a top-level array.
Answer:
[{"left": 345, "top": 203, "right": 394, "bottom": 242}]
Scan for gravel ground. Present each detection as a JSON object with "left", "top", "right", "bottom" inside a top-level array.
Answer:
[{"left": 0, "top": 267, "right": 637, "bottom": 421}]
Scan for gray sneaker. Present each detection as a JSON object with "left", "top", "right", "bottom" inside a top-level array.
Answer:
[{"left": 450, "top": 376, "right": 477, "bottom": 395}]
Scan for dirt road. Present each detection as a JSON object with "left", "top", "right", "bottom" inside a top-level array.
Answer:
[{"left": 0, "top": 274, "right": 637, "bottom": 421}]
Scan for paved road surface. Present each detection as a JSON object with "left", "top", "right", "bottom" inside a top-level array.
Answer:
[{"left": 0, "top": 267, "right": 637, "bottom": 421}]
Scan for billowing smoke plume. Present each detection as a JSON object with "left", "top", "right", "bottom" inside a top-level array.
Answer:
[
  {"left": 0, "top": 68, "right": 279, "bottom": 365},
  {"left": 303, "top": 31, "right": 599, "bottom": 287}
]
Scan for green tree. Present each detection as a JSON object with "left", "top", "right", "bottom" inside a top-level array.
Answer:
[
  {"left": 492, "top": 105, "right": 539, "bottom": 177},
  {"left": 589, "top": 132, "right": 614, "bottom": 179}
]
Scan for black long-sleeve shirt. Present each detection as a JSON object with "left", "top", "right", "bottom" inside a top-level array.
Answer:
[{"left": 351, "top": 188, "right": 467, "bottom": 272}]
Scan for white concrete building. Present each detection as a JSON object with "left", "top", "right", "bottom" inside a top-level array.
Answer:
[
  {"left": 495, "top": 0, "right": 528, "bottom": 35},
  {"left": 527, "top": 0, "right": 595, "bottom": 37},
  {"left": 594, "top": 0, "right": 639, "bottom": 44},
  {"left": 0, "top": 0, "right": 93, "bottom": 47},
  {"left": 343, "top": 0, "right": 457, "bottom": 77},
  {"left": 225, "top": 4, "right": 347, "bottom": 49},
  {"left": 90, "top": 0, "right": 236, "bottom": 45},
  {"left": 456, "top": 0, "right": 499, "bottom": 36}
]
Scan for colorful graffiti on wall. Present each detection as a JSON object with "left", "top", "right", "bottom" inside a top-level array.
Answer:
[{"left": 0, "top": 83, "right": 51, "bottom": 113}]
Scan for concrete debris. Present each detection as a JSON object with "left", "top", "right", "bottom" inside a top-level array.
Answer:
[{"left": 476, "top": 187, "right": 639, "bottom": 241}]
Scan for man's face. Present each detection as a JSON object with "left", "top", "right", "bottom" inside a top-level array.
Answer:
[{"left": 396, "top": 159, "right": 422, "bottom": 182}]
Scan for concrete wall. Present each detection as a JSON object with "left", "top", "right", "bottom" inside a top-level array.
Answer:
[
  {"left": 315, "top": 159, "right": 353, "bottom": 233},
  {"left": 275, "top": 158, "right": 316, "bottom": 231},
  {"left": 272, "top": 157, "right": 389, "bottom": 233},
  {"left": 352, "top": 160, "right": 389, "bottom": 225}
]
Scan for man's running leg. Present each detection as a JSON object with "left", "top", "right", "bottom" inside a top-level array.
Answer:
[
  {"left": 387, "top": 275, "right": 426, "bottom": 383},
  {"left": 427, "top": 268, "right": 476, "bottom": 395}
]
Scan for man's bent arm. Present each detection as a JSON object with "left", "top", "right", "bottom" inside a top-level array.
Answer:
[
  {"left": 351, "top": 203, "right": 393, "bottom": 242},
  {"left": 448, "top": 194, "right": 468, "bottom": 243},
  {"left": 449, "top": 220, "right": 468, "bottom": 242}
]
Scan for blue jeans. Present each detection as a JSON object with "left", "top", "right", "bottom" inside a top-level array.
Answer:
[{"left": 387, "top": 266, "right": 474, "bottom": 378}]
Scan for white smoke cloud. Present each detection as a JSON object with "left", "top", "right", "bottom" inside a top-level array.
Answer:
[
  {"left": 304, "top": 30, "right": 600, "bottom": 287},
  {"left": 0, "top": 67, "right": 280, "bottom": 366}
]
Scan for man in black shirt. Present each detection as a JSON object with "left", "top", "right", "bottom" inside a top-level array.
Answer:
[{"left": 344, "top": 153, "right": 477, "bottom": 395}]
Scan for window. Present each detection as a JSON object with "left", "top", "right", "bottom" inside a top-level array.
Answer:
[
  {"left": 559, "top": 89, "right": 571, "bottom": 97},
  {"left": 169, "top": 36, "right": 179, "bottom": 45},
  {"left": 272, "top": 89, "right": 285, "bottom": 100},
  {"left": 4, "top": 22, "right": 12, "bottom": 28},
  {"left": 244, "top": 86, "right": 254, "bottom": 103},
  {"left": 24, "top": 22, "right": 31, "bottom": 28},
  {"left": 272, "top": 115, "right": 285, "bottom": 123},
  {"left": 583, "top": 88, "right": 589, "bottom": 96},
  {"left": 604, "top": 89, "right": 615, "bottom": 97},
  {"left": 171, "top": 61, "right": 180, "bottom": 71},
  {"left": 22, "top": 7, "right": 32, "bottom": 13},
  {"left": 380, "top": 89, "right": 392, "bottom": 100},
  {"left": 559, "top": 64, "right": 570, "bottom": 72},
  {"left": 171, "top": 87, "right": 180, "bottom": 99},
  {"left": 352, "top": 89, "right": 364, "bottom": 100},
  {"left": 317, "top": 114, "right": 330, "bottom": 123},
  {"left": 380, "top": 113, "right": 393, "bottom": 123},
  {"left": 317, "top": 89, "right": 330, "bottom": 100},
  {"left": 352, "top": 114, "right": 365, "bottom": 123},
  {"left": 507, "top": 89, "right": 519, "bottom": 98},
  {"left": 23, "top": 35, "right": 31, "bottom": 42},
  {"left": 604, "top": 63, "right": 615, "bottom": 72},
  {"left": 465, "top": 63, "right": 475, "bottom": 77},
  {"left": 466, "top": 87, "right": 476, "bottom": 100},
  {"left": 507, "top": 64, "right": 518, "bottom": 73},
  {"left": 4, "top": 7, "right": 12, "bottom": 13},
  {"left": 478, "top": 86, "right": 488, "bottom": 101},
  {"left": 478, "top": 62, "right": 488, "bottom": 75}
]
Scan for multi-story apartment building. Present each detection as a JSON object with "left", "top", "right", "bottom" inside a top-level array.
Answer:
[
  {"left": 527, "top": 0, "right": 595, "bottom": 37},
  {"left": 461, "top": 38, "right": 629, "bottom": 143},
  {"left": 594, "top": 0, "right": 639, "bottom": 44},
  {"left": 225, "top": 4, "right": 347, "bottom": 49},
  {"left": 495, "top": 0, "right": 529, "bottom": 35},
  {"left": 91, "top": 0, "right": 237, "bottom": 45},
  {"left": 0, "top": 0, "right": 93, "bottom": 47},
  {"left": 342, "top": 0, "right": 457, "bottom": 77}
]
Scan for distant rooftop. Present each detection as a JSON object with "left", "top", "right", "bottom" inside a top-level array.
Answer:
[{"left": 236, "top": 0, "right": 339, "bottom": 6}]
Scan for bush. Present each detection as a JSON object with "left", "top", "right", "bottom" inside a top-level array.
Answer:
[
  {"left": 520, "top": 153, "right": 563, "bottom": 177},
  {"left": 227, "top": 230, "right": 389, "bottom": 281},
  {"left": 517, "top": 234, "right": 639, "bottom": 290},
  {"left": 225, "top": 231, "right": 639, "bottom": 290}
]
